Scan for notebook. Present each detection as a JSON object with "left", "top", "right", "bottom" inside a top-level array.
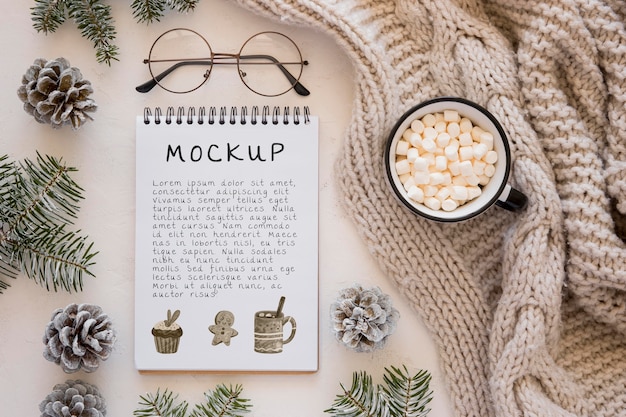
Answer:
[{"left": 134, "top": 105, "right": 319, "bottom": 372}]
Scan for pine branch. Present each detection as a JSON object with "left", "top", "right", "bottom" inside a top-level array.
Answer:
[
  {"left": 167, "top": 0, "right": 199, "bottom": 14},
  {"left": 131, "top": 0, "right": 199, "bottom": 24},
  {"left": 192, "top": 384, "right": 252, "bottom": 417},
  {"left": 131, "top": 0, "right": 166, "bottom": 24},
  {"left": 134, "top": 389, "right": 189, "bottom": 417},
  {"left": 31, "top": 0, "right": 203, "bottom": 64},
  {"left": 381, "top": 366, "right": 433, "bottom": 417},
  {"left": 66, "top": 0, "right": 119, "bottom": 65},
  {"left": 325, "top": 367, "right": 433, "bottom": 417},
  {"left": 0, "top": 153, "right": 97, "bottom": 294},
  {"left": 325, "top": 371, "right": 387, "bottom": 417},
  {"left": 134, "top": 385, "right": 251, "bottom": 417},
  {"left": 31, "top": 0, "right": 67, "bottom": 33}
]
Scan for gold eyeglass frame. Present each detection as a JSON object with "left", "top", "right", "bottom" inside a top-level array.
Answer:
[{"left": 135, "top": 28, "right": 310, "bottom": 97}]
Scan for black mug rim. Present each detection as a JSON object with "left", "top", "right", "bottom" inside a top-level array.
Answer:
[{"left": 384, "top": 96, "right": 512, "bottom": 222}]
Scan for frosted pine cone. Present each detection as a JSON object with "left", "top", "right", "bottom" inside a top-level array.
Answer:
[
  {"left": 331, "top": 284, "right": 400, "bottom": 352},
  {"left": 43, "top": 303, "right": 116, "bottom": 373},
  {"left": 39, "top": 380, "right": 106, "bottom": 417},
  {"left": 17, "top": 57, "right": 97, "bottom": 130}
]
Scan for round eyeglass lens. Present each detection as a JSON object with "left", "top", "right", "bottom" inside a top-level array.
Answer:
[
  {"left": 148, "top": 28, "right": 213, "bottom": 93},
  {"left": 238, "top": 32, "right": 305, "bottom": 97}
]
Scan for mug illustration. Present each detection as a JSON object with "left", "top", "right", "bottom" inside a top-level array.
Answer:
[{"left": 254, "top": 297, "right": 296, "bottom": 354}]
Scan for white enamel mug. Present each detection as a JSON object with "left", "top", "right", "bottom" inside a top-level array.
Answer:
[{"left": 384, "top": 97, "right": 527, "bottom": 222}]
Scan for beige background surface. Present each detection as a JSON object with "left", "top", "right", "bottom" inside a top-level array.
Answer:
[{"left": 0, "top": 1, "right": 453, "bottom": 416}]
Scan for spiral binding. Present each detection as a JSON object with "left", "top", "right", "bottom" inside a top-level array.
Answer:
[{"left": 143, "top": 106, "right": 311, "bottom": 126}]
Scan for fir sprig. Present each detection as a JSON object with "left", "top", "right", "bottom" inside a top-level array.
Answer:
[
  {"left": 192, "top": 384, "right": 251, "bottom": 417},
  {"left": 131, "top": 0, "right": 200, "bottom": 24},
  {"left": 134, "top": 384, "right": 252, "bottom": 417},
  {"left": 31, "top": 0, "right": 118, "bottom": 65},
  {"left": 30, "top": 0, "right": 202, "bottom": 64},
  {"left": 135, "top": 389, "right": 189, "bottom": 417},
  {"left": 0, "top": 153, "right": 97, "bottom": 293},
  {"left": 325, "top": 366, "right": 433, "bottom": 417}
]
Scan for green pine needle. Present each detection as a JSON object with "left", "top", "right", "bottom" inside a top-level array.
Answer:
[
  {"left": 0, "top": 153, "right": 97, "bottom": 294},
  {"left": 325, "top": 366, "right": 433, "bottom": 417},
  {"left": 381, "top": 366, "right": 433, "bottom": 417},
  {"left": 134, "top": 385, "right": 251, "bottom": 417},
  {"left": 135, "top": 389, "right": 189, "bottom": 417},
  {"left": 131, "top": 0, "right": 166, "bottom": 24},
  {"left": 31, "top": 0, "right": 118, "bottom": 65},
  {"left": 31, "top": 0, "right": 202, "bottom": 64},
  {"left": 192, "top": 384, "right": 252, "bottom": 417}
]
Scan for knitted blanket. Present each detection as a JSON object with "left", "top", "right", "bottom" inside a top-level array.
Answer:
[{"left": 236, "top": 0, "right": 626, "bottom": 415}]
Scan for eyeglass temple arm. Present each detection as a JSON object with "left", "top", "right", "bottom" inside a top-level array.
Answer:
[
  {"left": 239, "top": 54, "right": 310, "bottom": 96},
  {"left": 136, "top": 56, "right": 310, "bottom": 96},
  {"left": 135, "top": 60, "right": 212, "bottom": 93}
]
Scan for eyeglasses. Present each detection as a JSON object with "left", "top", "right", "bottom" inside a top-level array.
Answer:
[{"left": 135, "top": 28, "right": 310, "bottom": 97}]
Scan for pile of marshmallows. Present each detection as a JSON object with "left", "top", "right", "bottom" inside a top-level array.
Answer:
[{"left": 394, "top": 110, "right": 498, "bottom": 212}]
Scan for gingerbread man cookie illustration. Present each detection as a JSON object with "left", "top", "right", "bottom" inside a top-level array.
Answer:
[{"left": 209, "top": 310, "right": 238, "bottom": 346}]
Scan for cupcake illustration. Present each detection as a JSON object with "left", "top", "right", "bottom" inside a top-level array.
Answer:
[{"left": 151, "top": 309, "right": 183, "bottom": 354}]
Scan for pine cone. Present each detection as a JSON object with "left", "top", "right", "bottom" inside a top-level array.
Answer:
[
  {"left": 17, "top": 57, "right": 97, "bottom": 130},
  {"left": 43, "top": 303, "right": 116, "bottom": 373},
  {"left": 39, "top": 380, "right": 106, "bottom": 417},
  {"left": 330, "top": 284, "right": 400, "bottom": 352}
]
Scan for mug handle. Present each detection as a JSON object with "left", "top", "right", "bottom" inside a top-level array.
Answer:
[
  {"left": 282, "top": 316, "right": 297, "bottom": 345},
  {"left": 496, "top": 184, "right": 528, "bottom": 211}
]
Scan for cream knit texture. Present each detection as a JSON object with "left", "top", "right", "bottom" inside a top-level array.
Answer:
[{"left": 236, "top": 0, "right": 626, "bottom": 416}]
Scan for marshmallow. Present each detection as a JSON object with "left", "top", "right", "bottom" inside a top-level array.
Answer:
[
  {"left": 423, "top": 185, "right": 438, "bottom": 197},
  {"left": 407, "top": 185, "right": 424, "bottom": 203},
  {"left": 473, "top": 160, "right": 486, "bottom": 176},
  {"left": 424, "top": 197, "right": 441, "bottom": 211},
  {"left": 434, "top": 121, "right": 447, "bottom": 133},
  {"left": 458, "top": 132, "right": 473, "bottom": 146},
  {"left": 467, "top": 186, "right": 482, "bottom": 200},
  {"left": 446, "top": 122, "right": 460, "bottom": 138},
  {"left": 435, "top": 187, "right": 451, "bottom": 201},
  {"left": 459, "top": 160, "right": 474, "bottom": 177},
  {"left": 451, "top": 185, "right": 469, "bottom": 201},
  {"left": 436, "top": 132, "right": 451, "bottom": 148},
  {"left": 448, "top": 161, "right": 461, "bottom": 176},
  {"left": 396, "top": 140, "right": 410, "bottom": 155},
  {"left": 422, "top": 113, "right": 437, "bottom": 127},
  {"left": 406, "top": 147, "right": 419, "bottom": 162},
  {"left": 459, "top": 117, "right": 473, "bottom": 133},
  {"left": 413, "top": 157, "right": 429, "bottom": 172},
  {"left": 479, "top": 132, "right": 494, "bottom": 149},
  {"left": 444, "top": 110, "right": 460, "bottom": 122},
  {"left": 409, "top": 132, "right": 423, "bottom": 147},
  {"left": 465, "top": 173, "right": 480, "bottom": 186},
  {"left": 429, "top": 172, "right": 445, "bottom": 185},
  {"left": 423, "top": 127, "right": 437, "bottom": 140},
  {"left": 473, "top": 143, "right": 489, "bottom": 160},
  {"left": 395, "top": 159, "right": 410, "bottom": 175},
  {"left": 441, "top": 199, "right": 458, "bottom": 212},
  {"left": 483, "top": 163, "right": 496, "bottom": 177},
  {"left": 410, "top": 119, "right": 425, "bottom": 134},
  {"left": 413, "top": 171, "right": 430, "bottom": 185},
  {"left": 435, "top": 155, "right": 448, "bottom": 171},
  {"left": 445, "top": 145, "right": 459, "bottom": 161},
  {"left": 394, "top": 111, "right": 498, "bottom": 212},
  {"left": 459, "top": 146, "right": 474, "bottom": 161},
  {"left": 403, "top": 176, "right": 416, "bottom": 190},
  {"left": 422, "top": 138, "right": 437, "bottom": 153},
  {"left": 484, "top": 150, "right": 498, "bottom": 164},
  {"left": 471, "top": 126, "right": 484, "bottom": 141}
]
